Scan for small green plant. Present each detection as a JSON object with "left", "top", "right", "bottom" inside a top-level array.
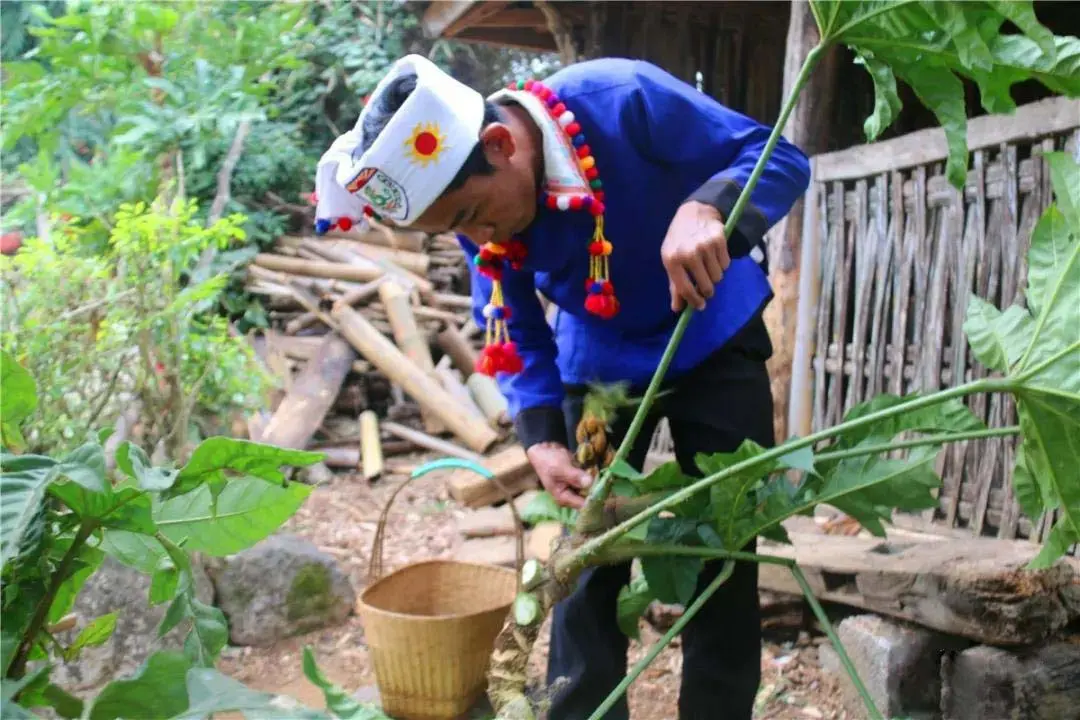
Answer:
[
  {"left": 0, "top": 349, "right": 395, "bottom": 719},
  {"left": 1, "top": 198, "right": 273, "bottom": 459},
  {"left": 483, "top": 3, "right": 1080, "bottom": 719}
]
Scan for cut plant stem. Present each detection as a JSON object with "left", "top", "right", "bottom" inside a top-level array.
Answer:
[
  {"left": 586, "top": 560, "right": 736, "bottom": 720},
  {"left": 574, "top": 43, "right": 828, "bottom": 535}
]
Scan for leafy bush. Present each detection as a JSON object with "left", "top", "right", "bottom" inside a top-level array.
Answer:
[{"left": 0, "top": 199, "right": 273, "bottom": 458}]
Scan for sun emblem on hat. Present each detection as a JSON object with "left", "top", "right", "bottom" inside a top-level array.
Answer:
[{"left": 404, "top": 122, "right": 446, "bottom": 167}]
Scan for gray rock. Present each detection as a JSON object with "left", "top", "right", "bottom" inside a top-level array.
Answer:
[
  {"left": 942, "top": 643, "right": 1080, "bottom": 720},
  {"left": 818, "top": 614, "right": 969, "bottom": 720},
  {"left": 209, "top": 534, "right": 354, "bottom": 646},
  {"left": 50, "top": 555, "right": 214, "bottom": 691},
  {"left": 298, "top": 461, "right": 334, "bottom": 486}
]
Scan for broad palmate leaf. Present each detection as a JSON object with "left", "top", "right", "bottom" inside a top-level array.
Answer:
[
  {"left": 811, "top": 0, "right": 1080, "bottom": 188},
  {"left": 963, "top": 151, "right": 1080, "bottom": 569}
]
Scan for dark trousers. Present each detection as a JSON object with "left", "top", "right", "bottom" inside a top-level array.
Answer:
[{"left": 545, "top": 336, "right": 776, "bottom": 720}]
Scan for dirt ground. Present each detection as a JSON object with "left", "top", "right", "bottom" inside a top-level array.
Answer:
[{"left": 217, "top": 456, "right": 850, "bottom": 719}]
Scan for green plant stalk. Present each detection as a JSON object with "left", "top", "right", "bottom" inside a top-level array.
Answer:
[
  {"left": 814, "top": 425, "right": 1020, "bottom": 463},
  {"left": 8, "top": 522, "right": 96, "bottom": 679},
  {"left": 558, "top": 376, "right": 1011, "bottom": 580},
  {"left": 586, "top": 560, "right": 737, "bottom": 720},
  {"left": 574, "top": 43, "right": 828, "bottom": 535},
  {"left": 588, "top": 545, "right": 883, "bottom": 720}
]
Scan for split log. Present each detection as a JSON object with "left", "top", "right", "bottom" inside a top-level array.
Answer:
[
  {"left": 332, "top": 304, "right": 499, "bottom": 453},
  {"left": 380, "top": 421, "right": 483, "bottom": 464},
  {"left": 379, "top": 280, "right": 445, "bottom": 434},
  {"left": 258, "top": 334, "right": 356, "bottom": 450},
  {"left": 254, "top": 253, "right": 382, "bottom": 284},
  {"left": 467, "top": 373, "right": 509, "bottom": 426},
  {"left": 438, "top": 325, "right": 479, "bottom": 376},
  {"left": 360, "top": 410, "right": 383, "bottom": 481},
  {"left": 447, "top": 444, "right": 537, "bottom": 508}
]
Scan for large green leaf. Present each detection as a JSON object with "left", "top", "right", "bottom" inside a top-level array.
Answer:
[
  {"left": 302, "top": 646, "right": 392, "bottom": 719},
  {"left": 49, "top": 483, "right": 156, "bottom": 534},
  {"left": 176, "top": 668, "right": 330, "bottom": 720},
  {"left": 155, "top": 476, "right": 311, "bottom": 556},
  {"left": 0, "top": 350, "right": 37, "bottom": 452},
  {"left": 0, "top": 454, "right": 54, "bottom": 571},
  {"left": 51, "top": 440, "right": 108, "bottom": 493},
  {"left": 116, "top": 442, "right": 177, "bottom": 492},
  {"left": 88, "top": 651, "right": 193, "bottom": 720},
  {"left": 639, "top": 517, "right": 702, "bottom": 606},
  {"left": 813, "top": 0, "right": 1080, "bottom": 188},
  {"left": 156, "top": 534, "right": 228, "bottom": 667},
  {"left": 962, "top": 299, "right": 1035, "bottom": 373},
  {"left": 168, "top": 437, "right": 323, "bottom": 499},
  {"left": 97, "top": 529, "right": 168, "bottom": 574},
  {"left": 616, "top": 574, "right": 654, "bottom": 642}
]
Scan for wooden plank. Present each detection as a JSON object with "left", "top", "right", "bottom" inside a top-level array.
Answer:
[
  {"left": 420, "top": 0, "right": 478, "bottom": 37},
  {"left": 866, "top": 175, "right": 893, "bottom": 401},
  {"left": 846, "top": 179, "right": 872, "bottom": 413},
  {"left": 758, "top": 531, "right": 1077, "bottom": 646},
  {"left": 815, "top": 97, "right": 1080, "bottom": 182},
  {"left": 446, "top": 444, "right": 536, "bottom": 508}
]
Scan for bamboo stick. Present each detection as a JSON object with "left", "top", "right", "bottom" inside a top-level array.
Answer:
[
  {"left": 432, "top": 292, "right": 474, "bottom": 311},
  {"left": 380, "top": 420, "right": 484, "bottom": 464},
  {"left": 299, "top": 238, "right": 433, "bottom": 295},
  {"left": 379, "top": 280, "right": 446, "bottom": 435},
  {"left": 332, "top": 305, "right": 499, "bottom": 453},
  {"left": 467, "top": 373, "right": 510, "bottom": 426},
  {"left": 360, "top": 410, "right": 383, "bottom": 481},
  {"left": 435, "top": 366, "right": 487, "bottom": 423},
  {"left": 287, "top": 236, "right": 431, "bottom": 275},
  {"left": 438, "top": 325, "right": 480, "bottom": 376},
  {"left": 254, "top": 253, "right": 383, "bottom": 284}
]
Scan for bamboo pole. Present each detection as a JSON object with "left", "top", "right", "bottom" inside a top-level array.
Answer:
[
  {"left": 380, "top": 420, "right": 484, "bottom": 464},
  {"left": 435, "top": 366, "right": 487, "bottom": 423},
  {"left": 254, "top": 253, "right": 383, "bottom": 284},
  {"left": 332, "top": 304, "right": 499, "bottom": 453},
  {"left": 467, "top": 373, "right": 509, "bottom": 427},
  {"left": 438, "top": 325, "right": 479, "bottom": 376},
  {"left": 360, "top": 410, "right": 384, "bottom": 481},
  {"left": 379, "top": 280, "right": 446, "bottom": 435}
]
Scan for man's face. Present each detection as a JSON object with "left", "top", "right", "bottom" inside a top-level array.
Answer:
[{"left": 408, "top": 122, "right": 538, "bottom": 245}]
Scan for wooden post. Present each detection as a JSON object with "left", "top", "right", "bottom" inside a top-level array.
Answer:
[
  {"left": 332, "top": 304, "right": 499, "bottom": 453},
  {"left": 257, "top": 334, "right": 356, "bottom": 450},
  {"left": 762, "top": 0, "right": 839, "bottom": 442},
  {"left": 379, "top": 280, "right": 446, "bottom": 434}
]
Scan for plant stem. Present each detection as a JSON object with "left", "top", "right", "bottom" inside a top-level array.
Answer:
[
  {"left": 9, "top": 522, "right": 96, "bottom": 678},
  {"left": 575, "top": 43, "right": 827, "bottom": 534},
  {"left": 791, "top": 564, "right": 884, "bottom": 720},
  {"left": 561, "top": 377, "right": 1006, "bottom": 577},
  {"left": 814, "top": 425, "right": 1020, "bottom": 463},
  {"left": 586, "top": 560, "right": 737, "bottom": 720}
]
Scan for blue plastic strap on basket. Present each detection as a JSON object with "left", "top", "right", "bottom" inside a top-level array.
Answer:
[{"left": 410, "top": 457, "right": 494, "bottom": 480}]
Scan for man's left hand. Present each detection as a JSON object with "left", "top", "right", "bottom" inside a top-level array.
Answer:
[{"left": 660, "top": 201, "right": 730, "bottom": 312}]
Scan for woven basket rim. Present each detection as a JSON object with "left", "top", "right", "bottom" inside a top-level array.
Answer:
[{"left": 357, "top": 558, "right": 517, "bottom": 622}]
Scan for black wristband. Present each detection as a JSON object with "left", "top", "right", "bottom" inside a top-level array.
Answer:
[{"left": 513, "top": 405, "right": 568, "bottom": 450}]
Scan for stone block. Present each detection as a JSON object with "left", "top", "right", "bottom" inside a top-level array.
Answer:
[
  {"left": 942, "top": 642, "right": 1080, "bottom": 720},
  {"left": 818, "top": 613, "right": 968, "bottom": 719}
]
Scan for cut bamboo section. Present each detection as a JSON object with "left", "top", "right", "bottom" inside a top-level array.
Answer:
[
  {"left": 254, "top": 253, "right": 382, "bottom": 284},
  {"left": 360, "top": 410, "right": 383, "bottom": 481},
  {"left": 447, "top": 444, "right": 536, "bottom": 508},
  {"left": 435, "top": 366, "right": 487, "bottom": 424},
  {"left": 381, "top": 421, "right": 483, "bottom": 464},
  {"left": 438, "top": 325, "right": 479, "bottom": 376},
  {"left": 332, "top": 304, "right": 499, "bottom": 453},
  {"left": 378, "top": 280, "right": 446, "bottom": 435},
  {"left": 467, "top": 373, "right": 509, "bottom": 426}
]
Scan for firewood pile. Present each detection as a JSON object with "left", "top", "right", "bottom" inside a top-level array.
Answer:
[{"left": 242, "top": 223, "right": 539, "bottom": 509}]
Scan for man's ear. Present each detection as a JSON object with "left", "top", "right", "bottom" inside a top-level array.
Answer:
[{"left": 479, "top": 123, "right": 516, "bottom": 165}]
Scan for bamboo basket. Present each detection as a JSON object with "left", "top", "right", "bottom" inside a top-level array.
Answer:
[{"left": 357, "top": 459, "right": 523, "bottom": 720}]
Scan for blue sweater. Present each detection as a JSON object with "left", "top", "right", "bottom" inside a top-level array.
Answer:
[{"left": 457, "top": 58, "right": 810, "bottom": 449}]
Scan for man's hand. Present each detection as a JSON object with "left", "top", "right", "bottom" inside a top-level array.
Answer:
[
  {"left": 526, "top": 442, "right": 592, "bottom": 509},
  {"left": 660, "top": 201, "right": 731, "bottom": 312}
]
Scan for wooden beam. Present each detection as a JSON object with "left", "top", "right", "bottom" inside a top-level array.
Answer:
[
  {"left": 815, "top": 96, "right": 1080, "bottom": 182},
  {"left": 442, "top": 0, "right": 508, "bottom": 37},
  {"left": 453, "top": 27, "right": 559, "bottom": 53},
  {"left": 420, "top": 0, "right": 477, "bottom": 38}
]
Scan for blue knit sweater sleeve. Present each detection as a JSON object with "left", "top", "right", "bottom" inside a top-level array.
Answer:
[
  {"left": 459, "top": 235, "right": 565, "bottom": 447},
  {"left": 627, "top": 61, "right": 811, "bottom": 256}
]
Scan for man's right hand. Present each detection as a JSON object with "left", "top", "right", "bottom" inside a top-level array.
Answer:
[{"left": 526, "top": 442, "right": 593, "bottom": 509}]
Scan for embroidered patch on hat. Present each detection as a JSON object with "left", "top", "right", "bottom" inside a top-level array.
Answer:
[{"left": 404, "top": 122, "right": 447, "bottom": 167}]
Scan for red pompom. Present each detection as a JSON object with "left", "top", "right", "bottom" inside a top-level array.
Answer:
[
  {"left": 363, "top": 205, "right": 375, "bottom": 217},
  {"left": 585, "top": 294, "right": 606, "bottom": 315},
  {"left": 552, "top": 103, "right": 567, "bottom": 116},
  {"left": 601, "top": 281, "right": 615, "bottom": 296},
  {"left": 585, "top": 167, "right": 599, "bottom": 180},
  {"left": 597, "top": 295, "right": 620, "bottom": 319},
  {"left": 476, "top": 351, "right": 498, "bottom": 377},
  {"left": 593, "top": 191, "right": 606, "bottom": 202},
  {"left": 524, "top": 80, "right": 535, "bottom": 91},
  {"left": 566, "top": 122, "right": 581, "bottom": 136},
  {"left": 576, "top": 145, "right": 591, "bottom": 159},
  {"left": 337, "top": 217, "right": 353, "bottom": 231},
  {"left": 545, "top": 194, "right": 558, "bottom": 210},
  {"left": 589, "top": 241, "right": 606, "bottom": 256},
  {"left": 501, "top": 342, "right": 524, "bottom": 373},
  {"left": 590, "top": 201, "right": 606, "bottom": 216},
  {"left": 570, "top": 196, "right": 583, "bottom": 211},
  {"left": 477, "top": 264, "right": 503, "bottom": 281}
]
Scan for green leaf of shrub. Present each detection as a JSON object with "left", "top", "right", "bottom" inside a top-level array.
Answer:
[
  {"left": 616, "top": 575, "right": 654, "bottom": 641},
  {"left": 64, "top": 613, "right": 118, "bottom": 662},
  {"left": 302, "top": 646, "right": 385, "bottom": 720},
  {"left": 178, "top": 667, "right": 330, "bottom": 719},
  {"left": 169, "top": 437, "right": 323, "bottom": 499},
  {"left": 0, "top": 454, "right": 54, "bottom": 571},
  {"left": 49, "top": 484, "right": 156, "bottom": 534},
  {"left": 98, "top": 530, "right": 168, "bottom": 573},
  {"left": 116, "top": 442, "right": 177, "bottom": 492},
  {"left": 88, "top": 651, "right": 193, "bottom": 720},
  {"left": 155, "top": 477, "right": 311, "bottom": 556},
  {"left": 0, "top": 350, "right": 37, "bottom": 452},
  {"left": 52, "top": 440, "right": 108, "bottom": 493}
]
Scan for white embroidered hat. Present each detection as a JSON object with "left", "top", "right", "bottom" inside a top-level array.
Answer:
[{"left": 312, "top": 54, "right": 486, "bottom": 232}]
